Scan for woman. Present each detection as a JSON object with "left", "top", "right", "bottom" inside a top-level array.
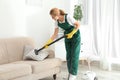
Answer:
[{"left": 45, "top": 8, "right": 81, "bottom": 80}]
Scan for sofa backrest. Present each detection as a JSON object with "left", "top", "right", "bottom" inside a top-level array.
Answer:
[{"left": 0, "top": 37, "right": 35, "bottom": 65}]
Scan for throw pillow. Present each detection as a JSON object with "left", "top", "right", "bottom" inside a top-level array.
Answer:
[{"left": 23, "top": 45, "right": 49, "bottom": 61}]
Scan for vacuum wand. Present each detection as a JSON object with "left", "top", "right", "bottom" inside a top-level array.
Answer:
[{"left": 34, "top": 35, "right": 67, "bottom": 55}]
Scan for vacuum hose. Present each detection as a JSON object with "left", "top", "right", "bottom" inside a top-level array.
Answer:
[{"left": 34, "top": 35, "right": 66, "bottom": 55}]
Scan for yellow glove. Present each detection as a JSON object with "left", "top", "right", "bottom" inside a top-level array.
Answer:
[
  {"left": 66, "top": 29, "right": 77, "bottom": 39},
  {"left": 44, "top": 38, "right": 53, "bottom": 48}
]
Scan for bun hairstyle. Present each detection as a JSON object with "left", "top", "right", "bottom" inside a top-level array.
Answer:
[
  {"left": 50, "top": 8, "right": 65, "bottom": 16},
  {"left": 59, "top": 9, "right": 65, "bottom": 15}
]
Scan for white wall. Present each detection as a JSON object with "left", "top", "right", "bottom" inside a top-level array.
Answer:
[
  {"left": 0, "top": 0, "right": 26, "bottom": 38},
  {"left": 0, "top": 0, "right": 71, "bottom": 49}
]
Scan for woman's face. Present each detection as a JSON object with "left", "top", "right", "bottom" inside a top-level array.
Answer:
[{"left": 51, "top": 15, "right": 59, "bottom": 21}]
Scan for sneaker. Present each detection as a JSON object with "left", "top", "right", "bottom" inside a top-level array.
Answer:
[{"left": 69, "top": 74, "right": 77, "bottom": 80}]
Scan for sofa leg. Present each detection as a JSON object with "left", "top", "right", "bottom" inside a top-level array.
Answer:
[{"left": 53, "top": 74, "right": 57, "bottom": 80}]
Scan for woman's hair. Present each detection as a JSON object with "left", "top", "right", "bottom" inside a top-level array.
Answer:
[
  {"left": 50, "top": 8, "right": 65, "bottom": 16},
  {"left": 59, "top": 9, "right": 65, "bottom": 15}
]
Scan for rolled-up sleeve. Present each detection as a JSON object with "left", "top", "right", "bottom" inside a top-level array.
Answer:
[
  {"left": 54, "top": 21, "right": 59, "bottom": 28},
  {"left": 67, "top": 15, "right": 76, "bottom": 26}
]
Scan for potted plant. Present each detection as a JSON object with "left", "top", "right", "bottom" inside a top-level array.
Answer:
[{"left": 73, "top": 4, "right": 83, "bottom": 21}]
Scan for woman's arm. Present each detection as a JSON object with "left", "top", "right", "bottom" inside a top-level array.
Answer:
[
  {"left": 44, "top": 28, "right": 59, "bottom": 48},
  {"left": 66, "top": 15, "right": 80, "bottom": 39},
  {"left": 67, "top": 14, "right": 80, "bottom": 30},
  {"left": 51, "top": 27, "right": 59, "bottom": 40},
  {"left": 74, "top": 21, "right": 80, "bottom": 30}
]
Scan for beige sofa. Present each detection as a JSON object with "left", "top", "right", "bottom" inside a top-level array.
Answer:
[{"left": 0, "top": 37, "right": 62, "bottom": 80}]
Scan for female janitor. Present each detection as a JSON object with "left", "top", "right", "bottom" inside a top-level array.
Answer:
[{"left": 45, "top": 8, "right": 81, "bottom": 80}]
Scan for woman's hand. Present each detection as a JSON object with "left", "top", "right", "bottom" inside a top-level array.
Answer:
[
  {"left": 66, "top": 29, "right": 77, "bottom": 39},
  {"left": 44, "top": 38, "right": 53, "bottom": 48}
]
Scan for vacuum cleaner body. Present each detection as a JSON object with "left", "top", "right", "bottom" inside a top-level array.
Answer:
[{"left": 81, "top": 71, "right": 98, "bottom": 80}]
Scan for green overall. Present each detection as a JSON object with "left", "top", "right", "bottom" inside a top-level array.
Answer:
[{"left": 57, "top": 14, "right": 81, "bottom": 75}]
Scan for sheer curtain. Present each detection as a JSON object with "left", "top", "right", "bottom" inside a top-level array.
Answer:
[{"left": 88, "top": 0, "right": 120, "bottom": 70}]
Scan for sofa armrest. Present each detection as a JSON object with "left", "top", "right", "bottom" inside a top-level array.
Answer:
[{"left": 46, "top": 50, "right": 55, "bottom": 58}]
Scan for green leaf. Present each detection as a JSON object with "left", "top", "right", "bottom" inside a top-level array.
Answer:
[{"left": 73, "top": 4, "right": 83, "bottom": 21}]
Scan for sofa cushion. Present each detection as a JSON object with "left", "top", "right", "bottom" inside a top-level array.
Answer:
[
  {"left": 0, "top": 63, "right": 32, "bottom": 80},
  {"left": 0, "top": 39, "right": 9, "bottom": 65},
  {"left": 13, "top": 58, "right": 62, "bottom": 74},
  {"left": 5, "top": 37, "right": 35, "bottom": 63}
]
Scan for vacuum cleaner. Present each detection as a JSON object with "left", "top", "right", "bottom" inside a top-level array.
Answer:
[
  {"left": 81, "top": 71, "right": 98, "bottom": 80},
  {"left": 34, "top": 35, "right": 66, "bottom": 55}
]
